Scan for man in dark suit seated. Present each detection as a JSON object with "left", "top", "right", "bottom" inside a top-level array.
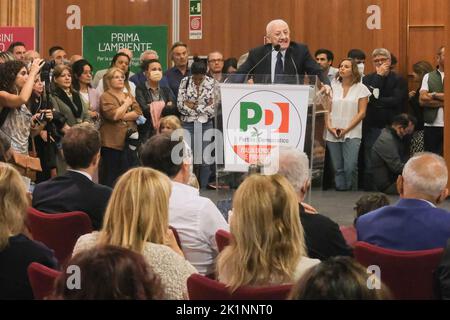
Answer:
[
  {"left": 235, "top": 19, "right": 330, "bottom": 88},
  {"left": 267, "top": 146, "right": 353, "bottom": 260},
  {"left": 357, "top": 152, "right": 450, "bottom": 251},
  {"left": 32, "top": 124, "right": 112, "bottom": 230}
]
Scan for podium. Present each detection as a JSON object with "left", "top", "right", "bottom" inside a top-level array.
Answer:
[{"left": 213, "top": 74, "right": 327, "bottom": 189}]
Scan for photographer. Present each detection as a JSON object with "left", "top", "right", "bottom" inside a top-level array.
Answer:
[
  {"left": 28, "top": 76, "right": 58, "bottom": 182},
  {"left": 0, "top": 59, "right": 47, "bottom": 155}
]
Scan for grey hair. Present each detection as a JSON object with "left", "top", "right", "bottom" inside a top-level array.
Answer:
[
  {"left": 372, "top": 48, "right": 391, "bottom": 59},
  {"left": 266, "top": 146, "right": 310, "bottom": 194},
  {"left": 140, "top": 50, "right": 158, "bottom": 62},
  {"left": 266, "top": 19, "right": 289, "bottom": 37},
  {"left": 402, "top": 152, "right": 448, "bottom": 198}
]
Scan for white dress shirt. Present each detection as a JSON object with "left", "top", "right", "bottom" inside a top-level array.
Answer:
[
  {"left": 169, "top": 181, "right": 229, "bottom": 275},
  {"left": 420, "top": 70, "right": 445, "bottom": 127}
]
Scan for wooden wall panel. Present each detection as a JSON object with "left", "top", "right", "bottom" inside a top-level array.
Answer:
[
  {"left": 0, "top": 0, "right": 35, "bottom": 27},
  {"left": 177, "top": 0, "right": 405, "bottom": 76},
  {"left": 179, "top": 0, "right": 297, "bottom": 60},
  {"left": 408, "top": 0, "right": 445, "bottom": 75},
  {"left": 40, "top": 0, "right": 171, "bottom": 59}
]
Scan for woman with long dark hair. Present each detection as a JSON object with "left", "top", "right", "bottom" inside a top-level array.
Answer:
[
  {"left": 72, "top": 59, "right": 100, "bottom": 126},
  {"left": 0, "top": 59, "right": 48, "bottom": 155}
]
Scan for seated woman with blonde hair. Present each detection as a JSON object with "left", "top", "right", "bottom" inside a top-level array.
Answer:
[
  {"left": 216, "top": 174, "right": 320, "bottom": 291},
  {"left": 0, "top": 163, "right": 57, "bottom": 299},
  {"left": 73, "top": 167, "right": 197, "bottom": 299}
]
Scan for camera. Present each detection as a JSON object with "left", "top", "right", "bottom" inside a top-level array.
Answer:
[{"left": 40, "top": 60, "right": 56, "bottom": 83}]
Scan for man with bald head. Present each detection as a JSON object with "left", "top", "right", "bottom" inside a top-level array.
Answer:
[
  {"left": 357, "top": 152, "right": 450, "bottom": 250},
  {"left": 236, "top": 19, "right": 329, "bottom": 87}
]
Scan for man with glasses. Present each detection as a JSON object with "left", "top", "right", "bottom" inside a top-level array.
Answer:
[
  {"left": 362, "top": 48, "right": 408, "bottom": 191},
  {"left": 207, "top": 51, "right": 225, "bottom": 82}
]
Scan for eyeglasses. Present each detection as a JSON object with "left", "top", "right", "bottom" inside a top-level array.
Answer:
[
  {"left": 208, "top": 59, "right": 223, "bottom": 63},
  {"left": 373, "top": 57, "right": 388, "bottom": 64}
]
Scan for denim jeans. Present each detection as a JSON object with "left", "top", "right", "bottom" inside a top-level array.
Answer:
[
  {"left": 183, "top": 120, "right": 214, "bottom": 188},
  {"left": 327, "top": 138, "right": 361, "bottom": 190}
]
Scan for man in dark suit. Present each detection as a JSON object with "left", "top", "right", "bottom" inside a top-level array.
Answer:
[
  {"left": 236, "top": 19, "right": 330, "bottom": 87},
  {"left": 268, "top": 146, "right": 353, "bottom": 260},
  {"left": 32, "top": 124, "right": 112, "bottom": 230},
  {"left": 357, "top": 152, "right": 450, "bottom": 251}
]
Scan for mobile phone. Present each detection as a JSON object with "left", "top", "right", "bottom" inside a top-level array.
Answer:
[{"left": 336, "top": 129, "right": 342, "bottom": 136}]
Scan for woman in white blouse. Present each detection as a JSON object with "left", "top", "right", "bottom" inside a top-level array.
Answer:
[{"left": 325, "top": 58, "right": 370, "bottom": 191}]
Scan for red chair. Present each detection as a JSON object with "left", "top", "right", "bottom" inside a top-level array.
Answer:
[
  {"left": 187, "top": 273, "right": 292, "bottom": 300},
  {"left": 215, "top": 229, "right": 231, "bottom": 253},
  {"left": 339, "top": 225, "right": 357, "bottom": 248},
  {"left": 27, "top": 262, "right": 62, "bottom": 300},
  {"left": 27, "top": 207, "right": 93, "bottom": 265},
  {"left": 354, "top": 241, "right": 444, "bottom": 299}
]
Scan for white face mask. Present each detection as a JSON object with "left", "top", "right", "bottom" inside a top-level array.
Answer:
[
  {"left": 149, "top": 70, "right": 163, "bottom": 82},
  {"left": 357, "top": 63, "right": 365, "bottom": 75}
]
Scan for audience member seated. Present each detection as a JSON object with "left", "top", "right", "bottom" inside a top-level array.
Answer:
[
  {"left": 0, "top": 163, "right": 58, "bottom": 300},
  {"left": 357, "top": 152, "right": 450, "bottom": 250},
  {"left": 288, "top": 256, "right": 391, "bottom": 300},
  {"left": 32, "top": 124, "right": 112, "bottom": 230},
  {"left": 434, "top": 239, "right": 450, "bottom": 300},
  {"left": 269, "top": 147, "right": 353, "bottom": 260},
  {"left": 371, "top": 113, "right": 415, "bottom": 194},
  {"left": 140, "top": 134, "right": 229, "bottom": 276},
  {"left": 73, "top": 167, "right": 197, "bottom": 299},
  {"left": 216, "top": 174, "right": 320, "bottom": 291},
  {"left": 354, "top": 193, "right": 390, "bottom": 225},
  {"left": 52, "top": 245, "right": 165, "bottom": 300}
]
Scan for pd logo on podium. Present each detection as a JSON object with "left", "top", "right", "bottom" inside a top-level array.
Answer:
[{"left": 226, "top": 90, "right": 303, "bottom": 165}]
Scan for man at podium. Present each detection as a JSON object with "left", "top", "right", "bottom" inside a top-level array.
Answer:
[{"left": 236, "top": 19, "right": 330, "bottom": 88}]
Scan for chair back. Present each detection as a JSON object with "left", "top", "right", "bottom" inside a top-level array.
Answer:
[
  {"left": 354, "top": 241, "right": 444, "bottom": 299},
  {"left": 27, "top": 262, "right": 61, "bottom": 300},
  {"left": 215, "top": 229, "right": 231, "bottom": 253},
  {"left": 187, "top": 273, "right": 292, "bottom": 300},
  {"left": 339, "top": 225, "right": 357, "bottom": 248},
  {"left": 27, "top": 207, "right": 93, "bottom": 264}
]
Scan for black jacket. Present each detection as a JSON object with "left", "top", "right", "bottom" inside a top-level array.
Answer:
[
  {"left": 236, "top": 42, "right": 329, "bottom": 85},
  {"left": 0, "top": 234, "right": 58, "bottom": 300},
  {"left": 371, "top": 127, "right": 406, "bottom": 192},
  {"left": 135, "top": 84, "right": 178, "bottom": 142},
  {"left": 363, "top": 71, "right": 408, "bottom": 129},
  {"left": 300, "top": 204, "right": 353, "bottom": 260},
  {"left": 32, "top": 171, "right": 112, "bottom": 230}
]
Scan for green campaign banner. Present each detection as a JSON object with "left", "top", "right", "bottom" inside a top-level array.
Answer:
[{"left": 82, "top": 25, "right": 168, "bottom": 74}]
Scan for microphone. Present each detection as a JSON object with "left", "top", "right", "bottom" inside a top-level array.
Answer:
[
  {"left": 290, "top": 55, "right": 300, "bottom": 84},
  {"left": 245, "top": 44, "right": 281, "bottom": 83}
]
